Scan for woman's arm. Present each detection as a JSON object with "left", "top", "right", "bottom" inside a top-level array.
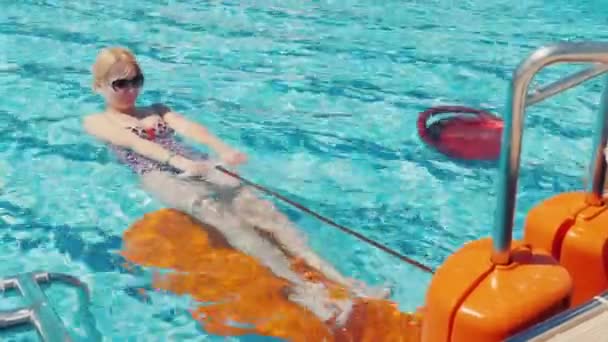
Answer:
[{"left": 154, "top": 104, "right": 246, "bottom": 164}]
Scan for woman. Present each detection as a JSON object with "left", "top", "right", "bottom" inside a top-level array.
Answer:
[{"left": 83, "top": 47, "right": 388, "bottom": 325}]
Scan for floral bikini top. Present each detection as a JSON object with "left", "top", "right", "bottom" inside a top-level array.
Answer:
[
  {"left": 111, "top": 114, "right": 207, "bottom": 175},
  {"left": 127, "top": 116, "right": 173, "bottom": 140}
]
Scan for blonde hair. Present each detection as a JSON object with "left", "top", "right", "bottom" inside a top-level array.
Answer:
[{"left": 92, "top": 47, "right": 142, "bottom": 89}]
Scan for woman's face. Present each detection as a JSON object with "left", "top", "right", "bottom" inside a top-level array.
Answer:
[{"left": 100, "top": 61, "right": 144, "bottom": 110}]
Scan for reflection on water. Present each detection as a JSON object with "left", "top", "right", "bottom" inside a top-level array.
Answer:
[{"left": 121, "top": 208, "right": 422, "bottom": 341}]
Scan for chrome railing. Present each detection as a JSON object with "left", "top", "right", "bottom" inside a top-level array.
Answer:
[
  {"left": 492, "top": 42, "right": 608, "bottom": 265},
  {"left": 0, "top": 271, "right": 100, "bottom": 342}
]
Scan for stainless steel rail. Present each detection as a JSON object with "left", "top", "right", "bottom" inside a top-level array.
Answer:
[
  {"left": 492, "top": 42, "right": 608, "bottom": 264},
  {"left": 0, "top": 271, "right": 98, "bottom": 342}
]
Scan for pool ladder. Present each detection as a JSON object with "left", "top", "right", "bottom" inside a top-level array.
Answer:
[{"left": 0, "top": 271, "right": 100, "bottom": 342}]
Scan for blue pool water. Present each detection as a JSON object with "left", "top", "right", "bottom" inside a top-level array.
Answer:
[{"left": 1, "top": 0, "right": 608, "bottom": 340}]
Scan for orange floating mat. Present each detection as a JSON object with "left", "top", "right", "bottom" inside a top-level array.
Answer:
[{"left": 121, "top": 208, "right": 422, "bottom": 341}]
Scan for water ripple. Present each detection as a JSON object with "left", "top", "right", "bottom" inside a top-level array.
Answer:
[{"left": 0, "top": 0, "right": 606, "bottom": 339}]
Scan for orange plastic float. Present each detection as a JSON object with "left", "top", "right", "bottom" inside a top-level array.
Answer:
[
  {"left": 120, "top": 208, "right": 423, "bottom": 341},
  {"left": 420, "top": 238, "right": 571, "bottom": 341},
  {"left": 523, "top": 191, "right": 608, "bottom": 307}
]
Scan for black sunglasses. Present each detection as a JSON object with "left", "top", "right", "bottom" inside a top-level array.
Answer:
[{"left": 111, "top": 74, "right": 144, "bottom": 91}]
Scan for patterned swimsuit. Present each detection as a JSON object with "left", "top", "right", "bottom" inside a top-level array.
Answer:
[{"left": 110, "top": 116, "right": 208, "bottom": 175}]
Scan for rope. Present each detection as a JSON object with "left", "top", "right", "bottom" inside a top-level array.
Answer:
[{"left": 215, "top": 165, "right": 435, "bottom": 274}]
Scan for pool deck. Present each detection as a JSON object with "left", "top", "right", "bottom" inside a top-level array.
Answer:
[{"left": 507, "top": 291, "right": 608, "bottom": 341}]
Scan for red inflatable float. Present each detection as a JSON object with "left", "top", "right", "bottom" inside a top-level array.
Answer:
[{"left": 417, "top": 105, "right": 504, "bottom": 161}]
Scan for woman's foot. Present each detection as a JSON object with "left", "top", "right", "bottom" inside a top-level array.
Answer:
[
  {"left": 347, "top": 278, "right": 392, "bottom": 299},
  {"left": 287, "top": 282, "right": 353, "bottom": 325}
]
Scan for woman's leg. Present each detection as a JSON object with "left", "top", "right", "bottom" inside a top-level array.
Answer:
[
  {"left": 139, "top": 171, "right": 353, "bottom": 323},
  {"left": 230, "top": 189, "right": 346, "bottom": 280},
  {"left": 140, "top": 171, "right": 302, "bottom": 283},
  {"left": 202, "top": 168, "right": 390, "bottom": 299},
  {"left": 229, "top": 187, "right": 391, "bottom": 299}
]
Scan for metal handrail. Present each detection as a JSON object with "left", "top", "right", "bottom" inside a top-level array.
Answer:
[
  {"left": 526, "top": 63, "right": 608, "bottom": 106},
  {"left": 0, "top": 271, "right": 101, "bottom": 342},
  {"left": 492, "top": 42, "right": 608, "bottom": 265}
]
